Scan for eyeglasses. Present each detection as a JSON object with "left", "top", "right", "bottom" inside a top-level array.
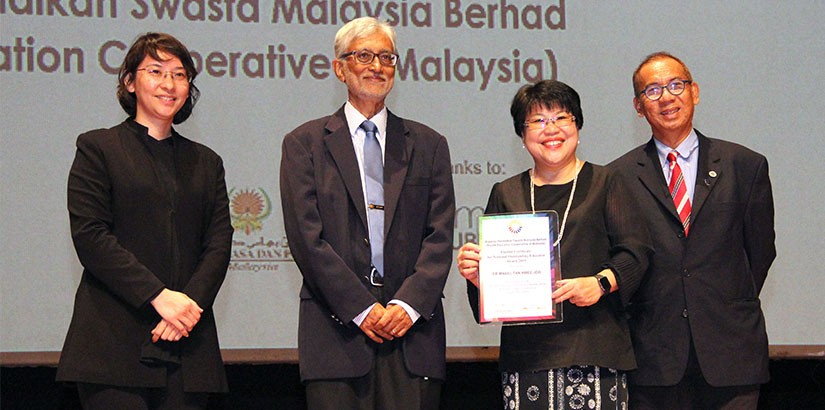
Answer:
[
  {"left": 523, "top": 114, "right": 576, "bottom": 131},
  {"left": 638, "top": 79, "right": 692, "bottom": 101},
  {"left": 339, "top": 49, "right": 398, "bottom": 67},
  {"left": 137, "top": 67, "right": 190, "bottom": 83}
]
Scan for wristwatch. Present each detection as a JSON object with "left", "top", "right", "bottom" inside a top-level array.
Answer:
[{"left": 595, "top": 273, "right": 611, "bottom": 295}]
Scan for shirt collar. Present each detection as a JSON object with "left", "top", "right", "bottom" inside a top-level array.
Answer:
[
  {"left": 343, "top": 101, "right": 388, "bottom": 138},
  {"left": 654, "top": 129, "right": 699, "bottom": 161}
]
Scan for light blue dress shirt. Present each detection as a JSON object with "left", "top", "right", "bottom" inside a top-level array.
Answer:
[
  {"left": 343, "top": 102, "right": 421, "bottom": 326},
  {"left": 654, "top": 130, "right": 699, "bottom": 204}
]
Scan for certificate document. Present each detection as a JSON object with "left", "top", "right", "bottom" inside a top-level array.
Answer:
[{"left": 477, "top": 211, "right": 562, "bottom": 324}]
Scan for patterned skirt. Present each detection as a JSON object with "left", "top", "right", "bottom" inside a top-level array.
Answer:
[{"left": 501, "top": 365, "right": 628, "bottom": 410}]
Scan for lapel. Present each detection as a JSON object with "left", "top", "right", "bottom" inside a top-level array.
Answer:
[
  {"left": 691, "top": 131, "right": 721, "bottom": 223},
  {"left": 635, "top": 131, "right": 722, "bottom": 229},
  {"left": 382, "top": 110, "right": 411, "bottom": 236},
  {"left": 323, "top": 107, "right": 369, "bottom": 230},
  {"left": 637, "top": 139, "right": 681, "bottom": 222}
]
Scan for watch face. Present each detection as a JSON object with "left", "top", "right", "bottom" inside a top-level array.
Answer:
[{"left": 598, "top": 275, "right": 610, "bottom": 294}]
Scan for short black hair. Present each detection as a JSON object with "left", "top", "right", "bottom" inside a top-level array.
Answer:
[
  {"left": 632, "top": 51, "right": 693, "bottom": 96},
  {"left": 510, "top": 80, "right": 583, "bottom": 138},
  {"left": 116, "top": 32, "right": 200, "bottom": 124}
]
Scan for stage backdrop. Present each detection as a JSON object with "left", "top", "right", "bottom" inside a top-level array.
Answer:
[{"left": 2, "top": 1, "right": 824, "bottom": 353}]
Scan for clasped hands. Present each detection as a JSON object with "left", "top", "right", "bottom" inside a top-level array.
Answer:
[
  {"left": 359, "top": 303, "right": 413, "bottom": 344},
  {"left": 149, "top": 288, "right": 203, "bottom": 343},
  {"left": 456, "top": 242, "right": 608, "bottom": 307}
]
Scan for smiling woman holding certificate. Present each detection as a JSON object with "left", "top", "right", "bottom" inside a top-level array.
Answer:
[{"left": 456, "top": 80, "right": 652, "bottom": 409}]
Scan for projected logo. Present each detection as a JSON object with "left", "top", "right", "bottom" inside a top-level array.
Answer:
[
  {"left": 454, "top": 205, "right": 485, "bottom": 250},
  {"left": 228, "top": 187, "right": 292, "bottom": 273},
  {"left": 230, "top": 188, "right": 271, "bottom": 235}
]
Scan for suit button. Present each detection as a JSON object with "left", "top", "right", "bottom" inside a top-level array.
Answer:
[
  {"left": 682, "top": 309, "right": 689, "bottom": 318},
  {"left": 683, "top": 269, "right": 690, "bottom": 277},
  {"left": 677, "top": 232, "right": 685, "bottom": 239},
  {"left": 363, "top": 238, "right": 370, "bottom": 246}
]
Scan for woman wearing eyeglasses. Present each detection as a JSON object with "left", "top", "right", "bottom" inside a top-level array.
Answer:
[
  {"left": 56, "top": 33, "right": 232, "bottom": 409},
  {"left": 456, "top": 80, "right": 652, "bottom": 409}
]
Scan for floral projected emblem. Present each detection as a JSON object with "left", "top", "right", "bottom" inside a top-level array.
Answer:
[{"left": 229, "top": 188, "right": 271, "bottom": 235}]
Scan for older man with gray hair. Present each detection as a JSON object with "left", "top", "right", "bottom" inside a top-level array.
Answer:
[{"left": 279, "top": 16, "right": 455, "bottom": 410}]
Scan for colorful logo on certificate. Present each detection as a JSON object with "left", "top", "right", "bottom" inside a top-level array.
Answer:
[{"left": 507, "top": 220, "right": 523, "bottom": 234}]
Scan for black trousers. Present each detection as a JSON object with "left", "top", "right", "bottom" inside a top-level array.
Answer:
[
  {"left": 631, "top": 341, "right": 760, "bottom": 410},
  {"left": 305, "top": 339, "right": 442, "bottom": 410},
  {"left": 77, "top": 364, "right": 208, "bottom": 410},
  {"left": 306, "top": 284, "right": 441, "bottom": 410}
]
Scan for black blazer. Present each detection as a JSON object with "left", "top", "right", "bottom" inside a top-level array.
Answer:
[
  {"left": 57, "top": 120, "right": 233, "bottom": 392},
  {"left": 611, "top": 130, "right": 776, "bottom": 387},
  {"left": 279, "top": 106, "right": 455, "bottom": 381}
]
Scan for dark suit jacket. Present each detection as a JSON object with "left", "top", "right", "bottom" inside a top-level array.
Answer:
[
  {"left": 57, "top": 119, "right": 233, "bottom": 392},
  {"left": 279, "top": 106, "right": 455, "bottom": 382},
  {"left": 610, "top": 130, "right": 775, "bottom": 387}
]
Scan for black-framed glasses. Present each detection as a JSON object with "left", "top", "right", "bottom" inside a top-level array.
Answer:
[
  {"left": 339, "top": 49, "right": 398, "bottom": 67},
  {"left": 638, "top": 79, "right": 692, "bottom": 101},
  {"left": 137, "top": 67, "right": 190, "bottom": 83},
  {"left": 523, "top": 114, "right": 576, "bottom": 131}
]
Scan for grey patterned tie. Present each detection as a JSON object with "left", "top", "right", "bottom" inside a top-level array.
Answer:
[{"left": 361, "top": 120, "right": 384, "bottom": 284}]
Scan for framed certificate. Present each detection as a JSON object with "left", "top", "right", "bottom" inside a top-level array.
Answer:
[{"left": 477, "top": 211, "right": 563, "bottom": 325}]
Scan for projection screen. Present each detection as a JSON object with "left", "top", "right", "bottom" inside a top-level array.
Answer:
[{"left": 2, "top": 1, "right": 823, "bottom": 357}]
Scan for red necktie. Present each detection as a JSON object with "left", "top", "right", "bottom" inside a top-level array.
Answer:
[{"left": 667, "top": 151, "right": 691, "bottom": 235}]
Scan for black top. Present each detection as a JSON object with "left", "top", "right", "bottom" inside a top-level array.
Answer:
[
  {"left": 467, "top": 162, "right": 652, "bottom": 372},
  {"left": 57, "top": 119, "right": 233, "bottom": 391}
]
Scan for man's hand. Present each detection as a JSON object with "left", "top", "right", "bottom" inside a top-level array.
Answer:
[
  {"left": 359, "top": 304, "right": 389, "bottom": 343},
  {"left": 376, "top": 304, "right": 413, "bottom": 338}
]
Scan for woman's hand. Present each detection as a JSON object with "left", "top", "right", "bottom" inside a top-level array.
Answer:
[
  {"left": 552, "top": 269, "right": 616, "bottom": 307},
  {"left": 151, "top": 319, "right": 186, "bottom": 343},
  {"left": 456, "top": 242, "right": 481, "bottom": 288},
  {"left": 150, "top": 289, "right": 203, "bottom": 337}
]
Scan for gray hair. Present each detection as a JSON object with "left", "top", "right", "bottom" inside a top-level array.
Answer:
[{"left": 334, "top": 17, "right": 397, "bottom": 58}]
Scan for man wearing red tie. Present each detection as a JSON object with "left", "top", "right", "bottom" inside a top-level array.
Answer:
[{"left": 611, "top": 52, "right": 776, "bottom": 409}]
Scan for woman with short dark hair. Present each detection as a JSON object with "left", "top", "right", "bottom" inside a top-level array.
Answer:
[
  {"left": 457, "top": 80, "right": 652, "bottom": 410},
  {"left": 56, "top": 32, "right": 232, "bottom": 410}
]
